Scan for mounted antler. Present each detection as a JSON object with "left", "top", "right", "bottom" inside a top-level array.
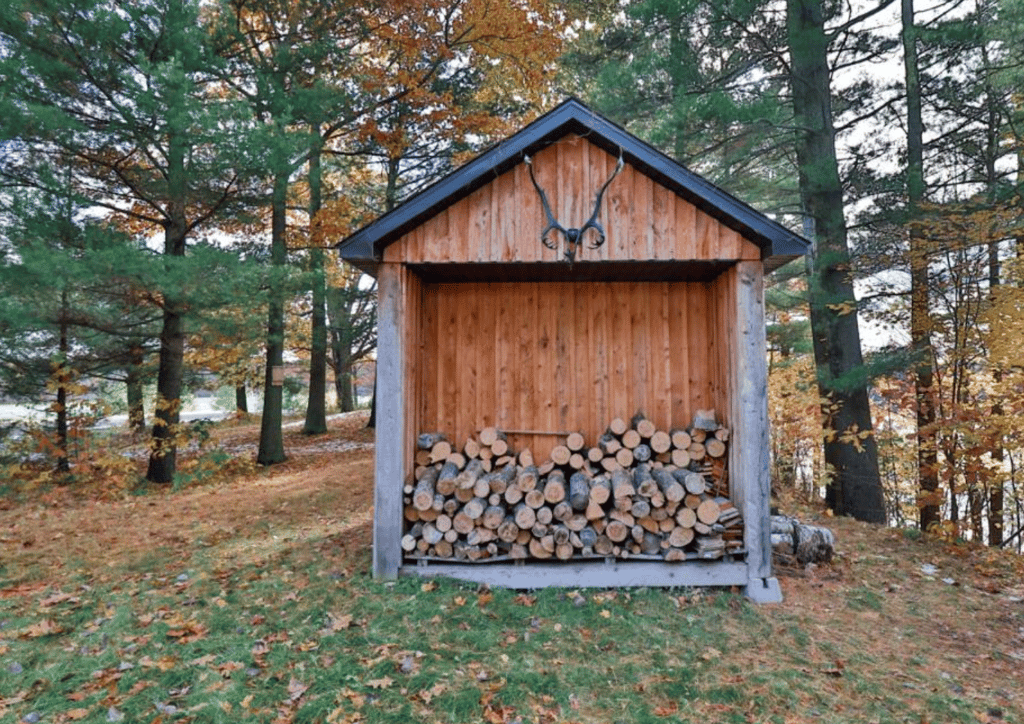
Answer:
[{"left": 524, "top": 150, "right": 625, "bottom": 264}]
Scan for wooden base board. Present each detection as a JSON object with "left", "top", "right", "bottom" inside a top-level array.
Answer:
[{"left": 401, "top": 559, "right": 751, "bottom": 590}]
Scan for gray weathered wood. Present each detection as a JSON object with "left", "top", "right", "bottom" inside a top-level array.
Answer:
[
  {"left": 731, "top": 261, "right": 780, "bottom": 601},
  {"left": 373, "top": 263, "right": 407, "bottom": 579}
]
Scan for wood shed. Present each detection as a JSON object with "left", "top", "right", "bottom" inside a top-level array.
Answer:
[{"left": 338, "top": 99, "right": 807, "bottom": 602}]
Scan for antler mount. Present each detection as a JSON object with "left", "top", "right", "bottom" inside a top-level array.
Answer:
[{"left": 524, "top": 150, "right": 624, "bottom": 265}]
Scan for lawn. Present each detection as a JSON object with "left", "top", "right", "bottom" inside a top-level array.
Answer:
[{"left": 2, "top": 412, "right": 1022, "bottom": 723}]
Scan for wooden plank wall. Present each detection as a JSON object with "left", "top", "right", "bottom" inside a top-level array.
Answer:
[
  {"left": 417, "top": 280, "right": 731, "bottom": 461},
  {"left": 383, "top": 136, "right": 762, "bottom": 265}
]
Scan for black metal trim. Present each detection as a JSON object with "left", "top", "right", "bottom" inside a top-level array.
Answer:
[{"left": 337, "top": 98, "right": 808, "bottom": 265}]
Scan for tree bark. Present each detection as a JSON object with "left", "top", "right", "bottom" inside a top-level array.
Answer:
[
  {"left": 787, "top": 0, "right": 886, "bottom": 523},
  {"left": 126, "top": 344, "right": 146, "bottom": 435},
  {"left": 257, "top": 168, "right": 289, "bottom": 466},
  {"left": 235, "top": 384, "right": 248, "bottom": 414},
  {"left": 303, "top": 123, "right": 328, "bottom": 435},
  {"left": 902, "top": 0, "right": 940, "bottom": 531},
  {"left": 55, "top": 287, "right": 70, "bottom": 475}
]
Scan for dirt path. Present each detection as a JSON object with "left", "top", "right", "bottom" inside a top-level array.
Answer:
[{"left": 0, "top": 412, "right": 375, "bottom": 590}]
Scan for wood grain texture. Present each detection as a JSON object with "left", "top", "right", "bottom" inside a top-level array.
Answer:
[
  {"left": 383, "top": 136, "right": 761, "bottom": 265},
  {"left": 416, "top": 281, "right": 719, "bottom": 461}
]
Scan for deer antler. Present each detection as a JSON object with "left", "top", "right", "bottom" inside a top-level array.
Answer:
[
  {"left": 579, "top": 153, "right": 624, "bottom": 249},
  {"left": 524, "top": 155, "right": 564, "bottom": 250},
  {"left": 523, "top": 150, "right": 625, "bottom": 263}
]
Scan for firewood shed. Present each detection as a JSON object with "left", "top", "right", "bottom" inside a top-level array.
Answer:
[{"left": 337, "top": 99, "right": 807, "bottom": 602}]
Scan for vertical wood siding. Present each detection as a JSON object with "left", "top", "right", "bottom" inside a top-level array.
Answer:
[
  {"left": 382, "top": 136, "right": 761, "bottom": 264},
  {"left": 417, "top": 280, "right": 731, "bottom": 461}
]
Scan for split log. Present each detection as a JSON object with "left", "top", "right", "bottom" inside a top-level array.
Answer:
[
  {"left": 652, "top": 468, "right": 685, "bottom": 503},
  {"left": 429, "top": 440, "right": 453, "bottom": 463},
  {"left": 611, "top": 469, "right": 635, "bottom": 499},
  {"left": 418, "top": 432, "right": 447, "bottom": 450},
  {"left": 464, "top": 438, "right": 481, "bottom": 459},
  {"left": 566, "top": 431, "right": 586, "bottom": 451},
  {"left": 598, "top": 433, "right": 622, "bottom": 455},
  {"left": 589, "top": 476, "right": 611, "bottom": 505},
  {"left": 516, "top": 465, "right": 539, "bottom": 492},
  {"left": 513, "top": 503, "right": 537, "bottom": 530},
  {"left": 456, "top": 459, "right": 485, "bottom": 491}
]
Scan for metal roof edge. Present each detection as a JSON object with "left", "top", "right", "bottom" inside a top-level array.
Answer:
[{"left": 337, "top": 97, "right": 808, "bottom": 264}]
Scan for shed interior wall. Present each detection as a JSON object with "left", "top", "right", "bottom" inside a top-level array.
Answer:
[{"left": 413, "top": 277, "right": 733, "bottom": 462}]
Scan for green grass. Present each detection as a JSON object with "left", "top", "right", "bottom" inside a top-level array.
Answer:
[{"left": 0, "top": 538, "right": 1017, "bottom": 724}]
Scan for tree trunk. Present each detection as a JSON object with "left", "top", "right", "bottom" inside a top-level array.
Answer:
[
  {"left": 126, "top": 344, "right": 146, "bottom": 435},
  {"left": 55, "top": 287, "right": 70, "bottom": 475},
  {"left": 235, "top": 384, "right": 248, "bottom": 414},
  {"left": 902, "top": 0, "right": 940, "bottom": 532},
  {"left": 787, "top": 0, "right": 886, "bottom": 523},
  {"left": 303, "top": 123, "right": 328, "bottom": 435},
  {"left": 327, "top": 284, "right": 355, "bottom": 412},
  {"left": 257, "top": 168, "right": 288, "bottom": 466},
  {"left": 146, "top": 152, "right": 188, "bottom": 484}
]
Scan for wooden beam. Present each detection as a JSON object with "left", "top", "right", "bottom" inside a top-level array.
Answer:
[
  {"left": 730, "top": 261, "right": 781, "bottom": 602},
  {"left": 373, "top": 263, "right": 407, "bottom": 579}
]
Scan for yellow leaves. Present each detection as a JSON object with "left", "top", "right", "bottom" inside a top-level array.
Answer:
[
  {"left": 18, "top": 618, "right": 65, "bottom": 638},
  {"left": 826, "top": 301, "right": 857, "bottom": 316},
  {"left": 365, "top": 676, "right": 393, "bottom": 689}
]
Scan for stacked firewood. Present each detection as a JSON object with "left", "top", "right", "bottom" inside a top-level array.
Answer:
[{"left": 402, "top": 411, "right": 743, "bottom": 563}]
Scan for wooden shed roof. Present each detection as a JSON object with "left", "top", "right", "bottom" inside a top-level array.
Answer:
[{"left": 337, "top": 98, "right": 807, "bottom": 274}]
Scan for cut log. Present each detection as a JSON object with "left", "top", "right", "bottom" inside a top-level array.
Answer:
[
  {"left": 585, "top": 499, "right": 604, "bottom": 521},
  {"left": 566, "top": 431, "right": 586, "bottom": 451},
  {"left": 516, "top": 465, "right": 539, "bottom": 492},
  {"left": 568, "top": 453, "right": 585, "bottom": 470},
  {"left": 479, "top": 427, "right": 506, "bottom": 447},
  {"left": 401, "top": 534, "right": 417, "bottom": 552},
  {"left": 482, "top": 505, "right": 505, "bottom": 529},
  {"left": 538, "top": 460, "right": 555, "bottom": 476},
  {"left": 464, "top": 438, "right": 481, "bottom": 459},
  {"left": 611, "top": 469, "right": 635, "bottom": 499},
  {"left": 605, "top": 519, "right": 629, "bottom": 542},
  {"left": 535, "top": 505, "right": 554, "bottom": 526},
  {"left": 633, "top": 444, "right": 652, "bottom": 463},
  {"left": 412, "top": 467, "right": 439, "bottom": 511},
  {"left": 696, "top": 498, "right": 722, "bottom": 525},
  {"left": 671, "top": 449, "right": 691, "bottom": 468},
  {"left": 414, "top": 450, "right": 433, "bottom": 467},
  {"left": 528, "top": 537, "right": 553, "bottom": 559},
  {"left": 607, "top": 417, "right": 628, "bottom": 436},
  {"left": 668, "top": 526, "right": 695, "bottom": 548},
  {"left": 550, "top": 445, "right": 571, "bottom": 466},
  {"left": 421, "top": 522, "right": 444, "bottom": 546},
  {"left": 504, "top": 485, "right": 524, "bottom": 505},
  {"left": 452, "top": 511, "right": 476, "bottom": 534},
  {"left": 594, "top": 534, "right": 614, "bottom": 555},
  {"left": 633, "top": 464, "right": 658, "bottom": 497},
  {"left": 513, "top": 503, "right": 537, "bottom": 530},
  {"left": 675, "top": 507, "right": 697, "bottom": 528},
  {"left": 652, "top": 468, "right": 685, "bottom": 503},
  {"left": 587, "top": 446, "right": 604, "bottom": 463},
  {"left": 446, "top": 452, "right": 467, "bottom": 469},
  {"left": 434, "top": 514, "right": 452, "bottom": 533},
  {"left": 640, "top": 531, "right": 662, "bottom": 555},
  {"left": 456, "top": 459, "right": 485, "bottom": 490},
  {"left": 649, "top": 430, "right": 671, "bottom": 454},
  {"left": 678, "top": 471, "right": 706, "bottom": 496},
  {"left": 631, "top": 499, "right": 651, "bottom": 519},
  {"left": 518, "top": 449, "right": 534, "bottom": 467},
  {"left": 705, "top": 438, "right": 726, "bottom": 458},
  {"left": 601, "top": 457, "right": 622, "bottom": 473},
  {"left": 524, "top": 489, "right": 546, "bottom": 509},
  {"left": 436, "top": 461, "right": 460, "bottom": 496},
  {"left": 598, "top": 433, "right": 622, "bottom": 455},
  {"left": 692, "top": 408, "right": 718, "bottom": 431},
  {"left": 543, "top": 470, "right": 567, "bottom": 504},
  {"left": 622, "top": 429, "right": 642, "bottom": 449},
  {"left": 552, "top": 501, "right": 572, "bottom": 522},
  {"left": 418, "top": 432, "right": 447, "bottom": 450},
  {"left": 615, "top": 448, "right": 634, "bottom": 468},
  {"left": 429, "top": 440, "right": 453, "bottom": 464},
  {"left": 497, "top": 517, "right": 520, "bottom": 543},
  {"left": 670, "top": 429, "right": 692, "bottom": 450},
  {"left": 687, "top": 442, "right": 706, "bottom": 461},
  {"left": 569, "top": 472, "right": 591, "bottom": 511},
  {"left": 589, "top": 476, "right": 612, "bottom": 505},
  {"left": 491, "top": 438, "right": 509, "bottom": 457},
  {"left": 631, "top": 414, "right": 657, "bottom": 439}
]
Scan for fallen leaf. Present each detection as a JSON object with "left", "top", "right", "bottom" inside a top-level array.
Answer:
[
  {"left": 366, "top": 677, "right": 393, "bottom": 689},
  {"left": 477, "top": 591, "right": 493, "bottom": 607},
  {"left": 453, "top": 596, "right": 466, "bottom": 607},
  {"left": 599, "top": 610, "right": 611, "bottom": 619},
  {"left": 20, "top": 619, "right": 64, "bottom": 638},
  {"left": 287, "top": 678, "right": 309, "bottom": 702},
  {"left": 654, "top": 701, "right": 679, "bottom": 716},
  {"left": 66, "top": 708, "right": 90, "bottom": 720},
  {"left": 420, "top": 581, "right": 437, "bottom": 592},
  {"left": 328, "top": 613, "right": 353, "bottom": 631}
]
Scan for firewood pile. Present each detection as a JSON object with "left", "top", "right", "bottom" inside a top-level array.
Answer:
[{"left": 402, "top": 410, "right": 744, "bottom": 563}]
